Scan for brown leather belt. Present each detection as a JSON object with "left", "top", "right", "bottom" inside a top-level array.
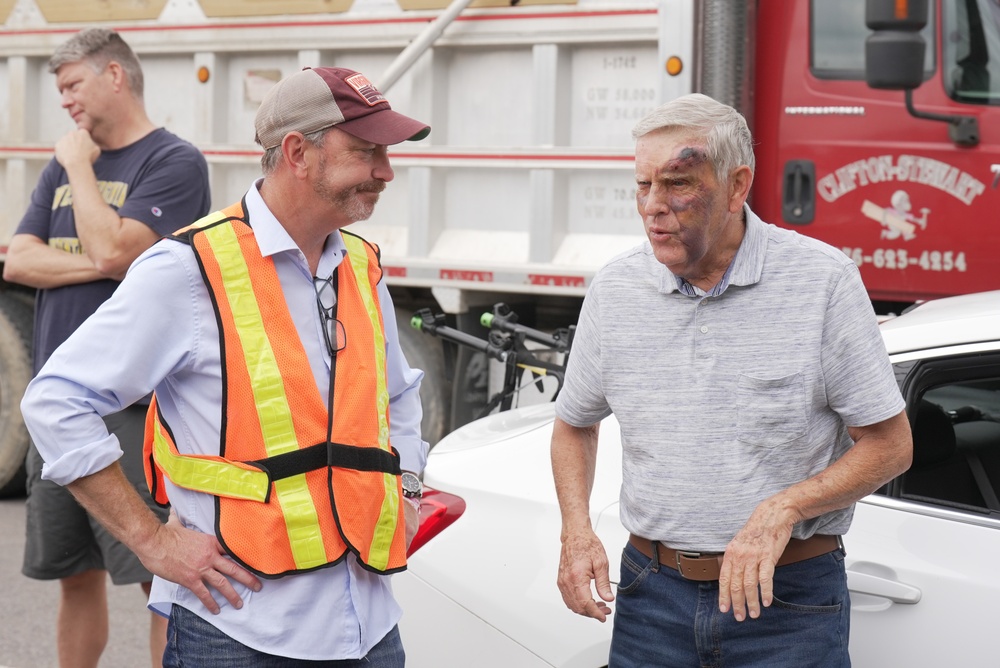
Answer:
[{"left": 628, "top": 533, "right": 842, "bottom": 582}]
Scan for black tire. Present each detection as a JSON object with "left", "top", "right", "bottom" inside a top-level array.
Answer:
[
  {"left": 396, "top": 307, "right": 451, "bottom": 447},
  {"left": 449, "top": 346, "right": 489, "bottom": 431},
  {"left": 0, "top": 293, "right": 33, "bottom": 497}
]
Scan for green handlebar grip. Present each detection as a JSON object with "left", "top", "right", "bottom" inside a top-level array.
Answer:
[
  {"left": 480, "top": 313, "right": 494, "bottom": 328},
  {"left": 410, "top": 315, "right": 423, "bottom": 330}
]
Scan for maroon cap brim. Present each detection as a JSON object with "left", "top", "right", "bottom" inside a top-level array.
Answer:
[{"left": 336, "top": 108, "right": 430, "bottom": 145}]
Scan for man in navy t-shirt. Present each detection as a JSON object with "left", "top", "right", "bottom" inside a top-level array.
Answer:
[{"left": 3, "top": 28, "right": 210, "bottom": 668}]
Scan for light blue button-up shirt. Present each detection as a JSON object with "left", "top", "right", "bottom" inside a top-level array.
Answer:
[{"left": 21, "top": 180, "right": 428, "bottom": 660}]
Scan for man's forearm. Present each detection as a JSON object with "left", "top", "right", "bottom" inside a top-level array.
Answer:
[
  {"left": 64, "top": 161, "right": 132, "bottom": 272},
  {"left": 3, "top": 238, "right": 104, "bottom": 289},
  {"left": 765, "top": 410, "right": 913, "bottom": 527},
  {"left": 67, "top": 463, "right": 165, "bottom": 561},
  {"left": 67, "top": 460, "right": 263, "bottom": 612},
  {"left": 551, "top": 418, "right": 601, "bottom": 537}
]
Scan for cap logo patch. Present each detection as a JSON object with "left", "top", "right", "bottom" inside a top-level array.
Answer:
[{"left": 345, "top": 73, "right": 388, "bottom": 107}]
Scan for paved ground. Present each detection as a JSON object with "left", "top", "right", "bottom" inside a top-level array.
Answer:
[{"left": 0, "top": 496, "right": 151, "bottom": 668}]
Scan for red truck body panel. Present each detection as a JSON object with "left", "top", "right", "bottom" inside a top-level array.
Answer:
[{"left": 753, "top": 0, "right": 999, "bottom": 303}]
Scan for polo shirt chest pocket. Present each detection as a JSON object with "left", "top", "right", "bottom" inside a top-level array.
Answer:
[{"left": 736, "top": 372, "right": 807, "bottom": 447}]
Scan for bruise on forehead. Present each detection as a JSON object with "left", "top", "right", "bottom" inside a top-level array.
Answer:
[{"left": 660, "top": 145, "right": 709, "bottom": 174}]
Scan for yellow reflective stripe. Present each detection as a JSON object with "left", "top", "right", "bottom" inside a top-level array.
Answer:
[
  {"left": 152, "top": 413, "right": 269, "bottom": 502},
  {"left": 273, "top": 475, "right": 328, "bottom": 568},
  {"left": 342, "top": 234, "right": 396, "bottom": 570},
  {"left": 204, "top": 223, "right": 326, "bottom": 571}
]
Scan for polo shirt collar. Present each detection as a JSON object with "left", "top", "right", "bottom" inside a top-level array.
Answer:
[
  {"left": 656, "top": 204, "right": 767, "bottom": 296},
  {"left": 726, "top": 204, "right": 767, "bottom": 288}
]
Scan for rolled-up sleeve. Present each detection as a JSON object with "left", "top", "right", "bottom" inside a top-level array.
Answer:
[{"left": 20, "top": 244, "right": 196, "bottom": 486}]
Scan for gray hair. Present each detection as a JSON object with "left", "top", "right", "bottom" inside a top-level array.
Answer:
[
  {"left": 48, "top": 28, "right": 144, "bottom": 99},
  {"left": 632, "top": 93, "right": 755, "bottom": 184},
  {"left": 260, "top": 127, "right": 331, "bottom": 175}
]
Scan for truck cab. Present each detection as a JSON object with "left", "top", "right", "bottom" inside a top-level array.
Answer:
[{"left": 752, "top": 0, "right": 1000, "bottom": 308}]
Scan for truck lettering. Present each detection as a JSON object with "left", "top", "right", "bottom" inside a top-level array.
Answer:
[
  {"left": 586, "top": 106, "right": 608, "bottom": 121},
  {"left": 842, "top": 246, "right": 967, "bottom": 272},
  {"left": 818, "top": 155, "right": 985, "bottom": 205},
  {"left": 602, "top": 55, "right": 637, "bottom": 69},
  {"left": 614, "top": 87, "right": 656, "bottom": 102},
  {"left": 528, "top": 274, "right": 585, "bottom": 287},
  {"left": 587, "top": 87, "right": 608, "bottom": 101},
  {"left": 613, "top": 106, "right": 654, "bottom": 120},
  {"left": 440, "top": 269, "right": 494, "bottom": 282}
]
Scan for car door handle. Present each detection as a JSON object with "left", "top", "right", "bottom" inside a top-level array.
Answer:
[{"left": 846, "top": 569, "right": 922, "bottom": 604}]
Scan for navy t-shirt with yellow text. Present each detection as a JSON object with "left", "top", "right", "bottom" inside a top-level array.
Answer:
[{"left": 15, "top": 127, "right": 211, "bottom": 374}]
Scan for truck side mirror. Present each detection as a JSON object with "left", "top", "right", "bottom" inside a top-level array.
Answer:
[
  {"left": 864, "top": 0, "right": 979, "bottom": 146},
  {"left": 864, "top": 0, "right": 927, "bottom": 90}
]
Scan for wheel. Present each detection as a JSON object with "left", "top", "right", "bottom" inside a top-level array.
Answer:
[
  {"left": 449, "top": 346, "right": 489, "bottom": 431},
  {"left": 396, "top": 307, "right": 451, "bottom": 447},
  {"left": 0, "top": 293, "right": 33, "bottom": 497}
]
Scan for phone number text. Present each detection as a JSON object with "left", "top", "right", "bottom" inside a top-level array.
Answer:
[{"left": 841, "top": 248, "right": 967, "bottom": 272}]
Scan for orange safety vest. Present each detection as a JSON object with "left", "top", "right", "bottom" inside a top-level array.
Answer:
[{"left": 143, "top": 200, "right": 406, "bottom": 577}]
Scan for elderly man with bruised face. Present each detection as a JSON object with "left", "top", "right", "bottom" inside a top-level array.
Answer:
[{"left": 551, "top": 93, "right": 912, "bottom": 667}]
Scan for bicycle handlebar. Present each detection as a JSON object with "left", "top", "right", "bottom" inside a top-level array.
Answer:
[
  {"left": 411, "top": 310, "right": 511, "bottom": 362},
  {"left": 412, "top": 304, "right": 574, "bottom": 416},
  {"left": 480, "top": 310, "right": 571, "bottom": 352}
]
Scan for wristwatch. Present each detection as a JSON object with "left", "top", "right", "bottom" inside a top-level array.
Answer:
[{"left": 401, "top": 471, "right": 423, "bottom": 500}]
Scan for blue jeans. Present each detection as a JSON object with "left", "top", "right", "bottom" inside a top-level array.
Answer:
[
  {"left": 610, "top": 542, "right": 850, "bottom": 668},
  {"left": 162, "top": 605, "right": 405, "bottom": 667}
]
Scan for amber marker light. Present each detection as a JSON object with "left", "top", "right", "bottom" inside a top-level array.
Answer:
[
  {"left": 197, "top": 66, "right": 211, "bottom": 83},
  {"left": 665, "top": 56, "right": 683, "bottom": 76}
]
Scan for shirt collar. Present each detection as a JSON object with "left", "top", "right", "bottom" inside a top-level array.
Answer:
[
  {"left": 656, "top": 204, "right": 767, "bottom": 296},
  {"left": 725, "top": 204, "right": 767, "bottom": 288},
  {"left": 243, "top": 178, "right": 347, "bottom": 278}
]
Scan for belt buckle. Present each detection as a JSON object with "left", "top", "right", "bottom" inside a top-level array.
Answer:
[{"left": 675, "top": 550, "right": 702, "bottom": 577}]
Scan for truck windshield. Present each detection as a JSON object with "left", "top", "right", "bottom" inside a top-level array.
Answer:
[
  {"left": 811, "top": 0, "right": 935, "bottom": 79},
  {"left": 943, "top": 0, "right": 1000, "bottom": 104}
]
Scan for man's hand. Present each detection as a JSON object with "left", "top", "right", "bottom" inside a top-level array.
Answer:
[
  {"left": 139, "top": 511, "right": 262, "bottom": 615},
  {"left": 717, "top": 411, "right": 913, "bottom": 622},
  {"left": 67, "top": 465, "right": 261, "bottom": 615},
  {"left": 718, "top": 501, "right": 793, "bottom": 622},
  {"left": 55, "top": 128, "right": 100, "bottom": 170},
  {"left": 556, "top": 529, "right": 614, "bottom": 622}
]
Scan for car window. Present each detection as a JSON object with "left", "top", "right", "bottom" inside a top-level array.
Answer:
[
  {"left": 899, "top": 365, "right": 1000, "bottom": 514},
  {"left": 942, "top": 0, "right": 1000, "bottom": 104}
]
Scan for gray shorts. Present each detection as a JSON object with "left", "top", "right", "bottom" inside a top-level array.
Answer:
[{"left": 22, "top": 403, "right": 170, "bottom": 585}]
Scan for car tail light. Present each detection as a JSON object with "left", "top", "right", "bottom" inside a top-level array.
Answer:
[{"left": 407, "top": 488, "right": 466, "bottom": 556}]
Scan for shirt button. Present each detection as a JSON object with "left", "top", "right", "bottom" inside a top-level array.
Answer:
[{"left": 700, "top": 325, "right": 709, "bottom": 333}]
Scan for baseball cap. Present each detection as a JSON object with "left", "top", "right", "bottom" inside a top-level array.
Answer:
[{"left": 254, "top": 67, "right": 430, "bottom": 149}]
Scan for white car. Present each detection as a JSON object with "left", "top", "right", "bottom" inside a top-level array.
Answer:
[{"left": 396, "top": 290, "right": 1000, "bottom": 667}]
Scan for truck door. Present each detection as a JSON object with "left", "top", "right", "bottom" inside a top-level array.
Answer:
[{"left": 753, "top": 0, "right": 1000, "bottom": 305}]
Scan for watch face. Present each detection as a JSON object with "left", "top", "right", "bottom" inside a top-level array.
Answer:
[{"left": 401, "top": 472, "right": 422, "bottom": 497}]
